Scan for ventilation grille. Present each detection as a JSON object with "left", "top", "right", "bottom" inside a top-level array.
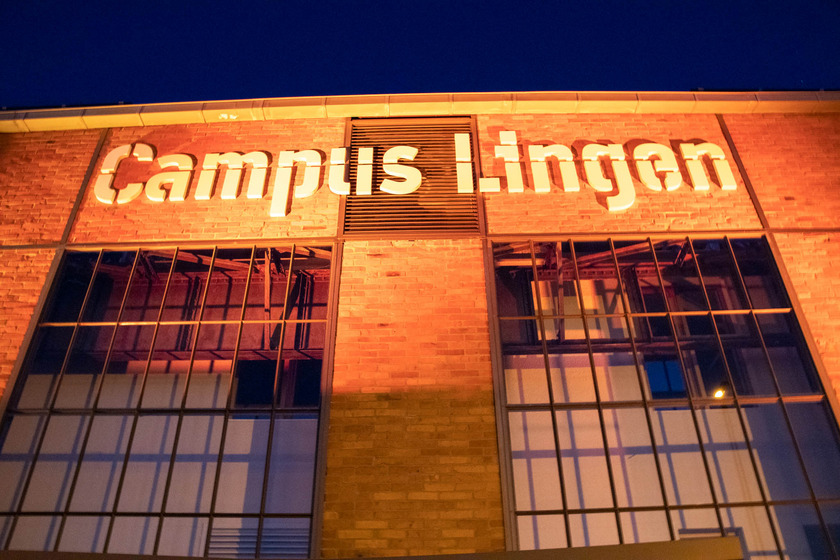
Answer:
[
  {"left": 208, "top": 526, "right": 309, "bottom": 559},
  {"left": 343, "top": 118, "right": 479, "bottom": 234}
]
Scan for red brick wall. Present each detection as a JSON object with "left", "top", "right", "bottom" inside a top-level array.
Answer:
[
  {"left": 324, "top": 239, "right": 504, "bottom": 557},
  {"left": 478, "top": 114, "right": 762, "bottom": 234},
  {"left": 0, "top": 248, "right": 56, "bottom": 396},
  {"left": 0, "top": 130, "right": 101, "bottom": 245},
  {"left": 723, "top": 113, "right": 840, "bottom": 230},
  {"left": 70, "top": 119, "right": 346, "bottom": 243}
]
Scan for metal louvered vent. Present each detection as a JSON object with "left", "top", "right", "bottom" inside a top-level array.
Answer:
[
  {"left": 343, "top": 117, "right": 479, "bottom": 234},
  {"left": 208, "top": 526, "right": 309, "bottom": 559}
]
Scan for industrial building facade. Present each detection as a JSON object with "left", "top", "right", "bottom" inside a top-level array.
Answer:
[{"left": 0, "top": 91, "right": 839, "bottom": 560}]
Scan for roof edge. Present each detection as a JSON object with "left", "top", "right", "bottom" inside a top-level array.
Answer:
[{"left": 2, "top": 91, "right": 839, "bottom": 133}]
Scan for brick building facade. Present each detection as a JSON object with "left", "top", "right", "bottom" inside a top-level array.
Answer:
[{"left": 0, "top": 92, "right": 839, "bottom": 560}]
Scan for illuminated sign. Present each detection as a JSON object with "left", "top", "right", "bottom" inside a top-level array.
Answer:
[{"left": 93, "top": 131, "right": 737, "bottom": 215}]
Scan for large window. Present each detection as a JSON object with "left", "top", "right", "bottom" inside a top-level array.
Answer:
[
  {"left": 493, "top": 237, "right": 840, "bottom": 560},
  {"left": 0, "top": 245, "right": 332, "bottom": 558}
]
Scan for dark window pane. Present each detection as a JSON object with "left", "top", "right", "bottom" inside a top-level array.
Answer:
[
  {"left": 730, "top": 238, "right": 789, "bottom": 309},
  {"left": 773, "top": 504, "right": 832, "bottom": 559},
  {"left": 278, "top": 360, "right": 322, "bottom": 408},
  {"left": 742, "top": 403, "right": 810, "bottom": 500},
  {"left": 81, "top": 251, "right": 136, "bottom": 322},
  {"left": 98, "top": 325, "right": 154, "bottom": 409},
  {"left": 572, "top": 241, "right": 626, "bottom": 316},
  {"left": 495, "top": 265, "right": 536, "bottom": 318},
  {"left": 14, "top": 326, "right": 74, "bottom": 409},
  {"left": 44, "top": 252, "right": 97, "bottom": 323},
  {"left": 234, "top": 360, "right": 275, "bottom": 408},
  {"left": 55, "top": 325, "right": 115, "bottom": 409},
  {"left": 717, "top": 315, "right": 777, "bottom": 397},
  {"left": 654, "top": 239, "right": 708, "bottom": 312},
  {"left": 757, "top": 313, "right": 821, "bottom": 395},
  {"left": 692, "top": 239, "right": 749, "bottom": 310},
  {"left": 680, "top": 342, "right": 729, "bottom": 399},
  {"left": 613, "top": 240, "right": 665, "bottom": 314},
  {"left": 244, "top": 248, "right": 289, "bottom": 322},
  {"left": 787, "top": 402, "right": 840, "bottom": 498},
  {"left": 642, "top": 354, "right": 686, "bottom": 400},
  {"left": 286, "top": 247, "right": 331, "bottom": 321}
]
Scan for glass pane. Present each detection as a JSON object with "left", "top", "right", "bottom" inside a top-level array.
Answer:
[
  {"left": 15, "top": 326, "right": 73, "bottom": 409},
  {"left": 603, "top": 408, "right": 663, "bottom": 507},
  {"left": 504, "top": 355, "right": 549, "bottom": 405},
  {"left": 614, "top": 240, "right": 666, "bottom": 314},
  {"left": 244, "top": 248, "right": 289, "bottom": 322},
  {"left": 670, "top": 507, "right": 721, "bottom": 539},
  {"left": 654, "top": 239, "right": 708, "bottom": 312},
  {"left": 44, "top": 252, "right": 97, "bottom": 323},
  {"left": 572, "top": 241, "right": 625, "bottom": 315},
  {"left": 772, "top": 504, "right": 832, "bottom": 560},
  {"left": 81, "top": 250, "right": 136, "bottom": 322},
  {"left": 508, "top": 411, "right": 563, "bottom": 512},
  {"left": 680, "top": 338, "right": 730, "bottom": 399},
  {"left": 159, "top": 516, "right": 208, "bottom": 557},
  {"left": 730, "top": 238, "right": 789, "bottom": 309},
  {"left": 517, "top": 514, "right": 566, "bottom": 550},
  {"left": 286, "top": 246, "right": 331, "bottom": 321},
  {"left": 234, "top": 322, "right": 277, "bottom": 408},
  {"left": 496, "top": 263, "right": 535, "bottom": 318},
  {"left": 58, "top": 516, "right": 108, "bottom": 552},
  {"left": 651, "top": 407, "right": 714, "bottom": 505},
  {"left": 593, "top": 351, "right": 642, "bottom": 401},
  {"left": 696, "top": 407, "right": 763, "bottom": 503},
  {"left": 121, "top": 250, "right": 175, "bottom": 322},
  {"left": 201, "top": 248, "right": 252, "bottom": 321},
  {"left": 548, "top": 353, "right": 596, "bottom": 403},
  {"left": 7, "top": 515, "right": 60, "bottom": 550},
  {"left": 266, "top": 415, "right": 318, "bottom": 514},
  {"left": 55, "top": 325, "right": 115, "bottom": 409},
  {"left": 277, "top": 359, "right": 322, "bottom": 408},
  {"left": 215, "top": 415, "right": 269, "bottom": 513},
  {"left": 500, "top": 319, "right": 541, "bottom": 347},
  {"left": 70, "top": 415, "right": 130, "bottom": 512},
  {"left": 141, "top": 324, "right": 194, "bottom": 409},
  {"left": 620, "top": 510, "right": 670, "bottom": 544},
  {"left": 556, "top": 409, "right": 613, "bottom": 509},
  {"left": 819, "top": 503, "right": 840, "bottom": 558},
  {"left": 260, "top": 517, "right": 310, "bottom": 559},
  {"left": 165, "top": 415, "right": 222, "bottom": 513},
  {"left": 107, "top": 516, "right": 158, "bottom": 555},
  {"left": 721, "top": 506, "right": 776, "bottom": 559},
  {"left": 742, "top": 403, "right": 810, "bottom": 501},
  {"left": 756, "top": 313, "right": 820, "bottom": 395},
  {"left": 22, "top": 415, "right": 87, "bottom": 511},
  {"left": 692, "top": 239, "right": 749, "bottom": 310},
  {"left": 642, "top": 351, "right": 687, "bottom": 400},
  {"left": 99, "top": 324, "right": 155, "bottom": 409},
  {"left": 787, "top": 402, "right": 840, "bottom": 498},
  {"left": 718, "top": 315, "right": 777, "bottom": 397},
  {"left": 0, "top": 415, "right": 45, "bottom": 511},
  {"left": 117, "top": 415, "right": 176, "bottom": 513},
  {"left": 161, "top": 249, "right": 213, "bottom": 322},
  {"left": 568, "top": 512, "right": 619, "bottom": 547},
  {"left": 185, "top": 358, "right": 231, "bottom": 409}
]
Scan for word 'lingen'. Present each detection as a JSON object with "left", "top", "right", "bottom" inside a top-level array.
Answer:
[{"left": 93, "top": 131, "right": 736, "bottom": 216}]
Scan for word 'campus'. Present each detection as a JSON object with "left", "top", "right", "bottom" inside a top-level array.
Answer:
[{"left": 94, "top": 131, "right": 737, "bottom": 215}]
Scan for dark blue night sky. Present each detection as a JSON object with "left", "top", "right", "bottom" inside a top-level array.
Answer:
[{"left": 2, "top": 0, "right": 839, "bottom": 109}]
